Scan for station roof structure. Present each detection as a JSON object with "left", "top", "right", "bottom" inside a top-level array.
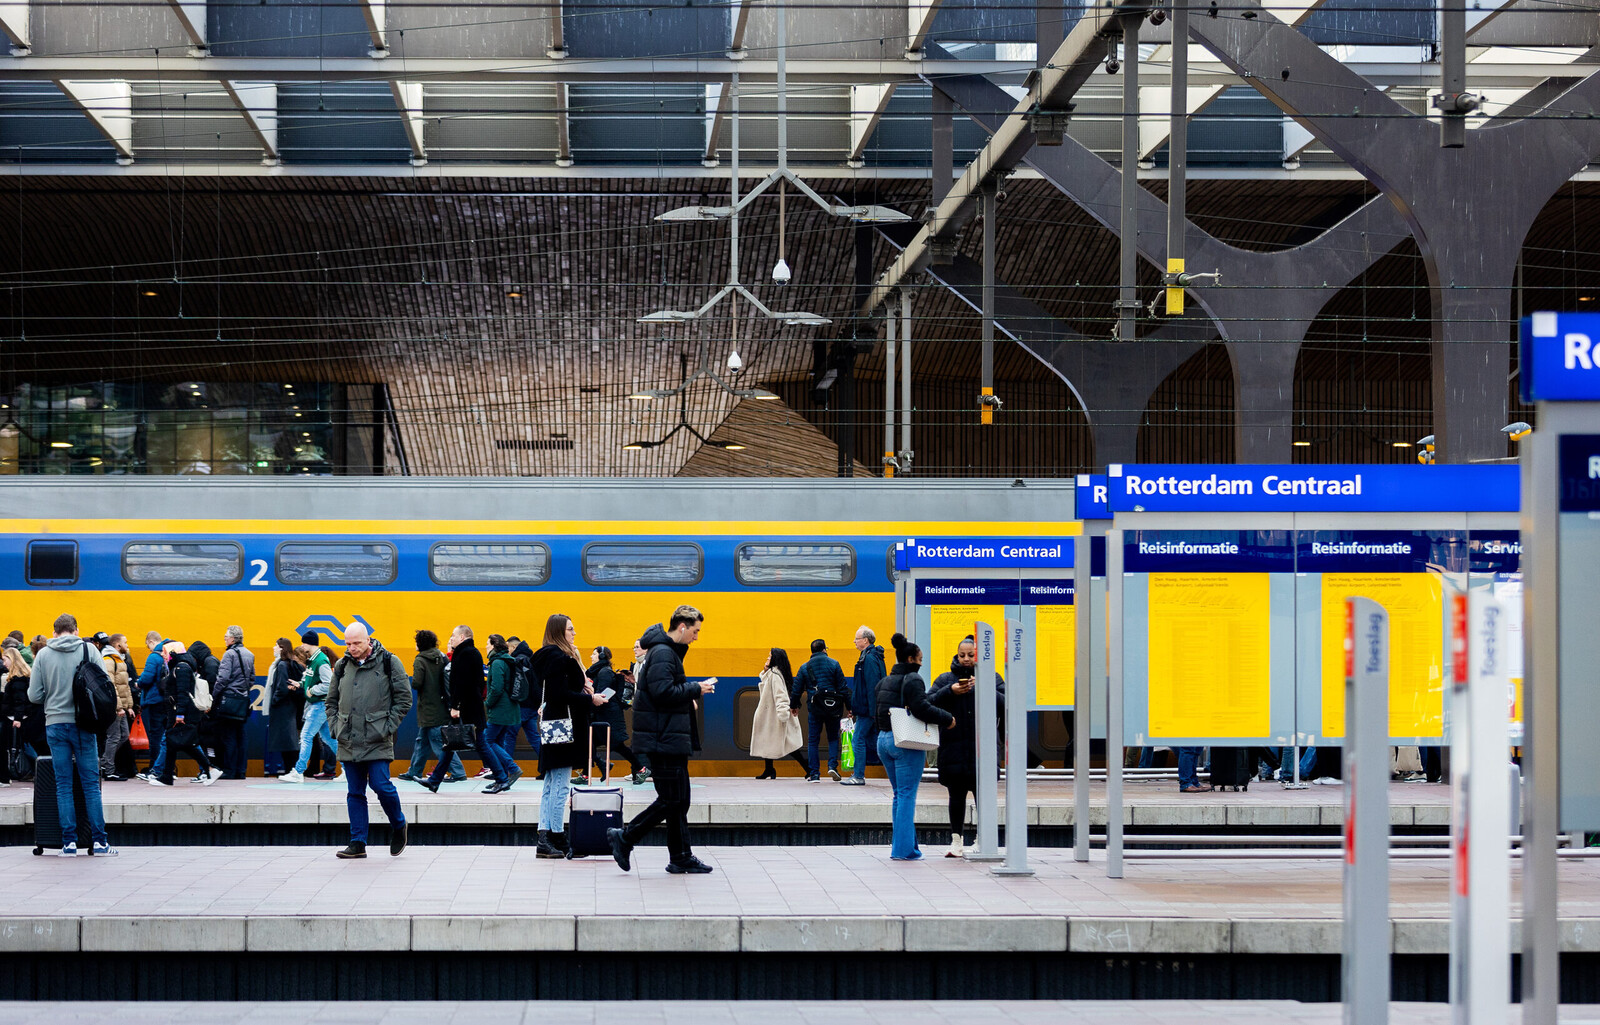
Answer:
[{"left": 0, "top": 0, "right": 1597, "bottom": 476}]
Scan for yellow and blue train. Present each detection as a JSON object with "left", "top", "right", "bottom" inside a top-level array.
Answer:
[{"left": 1, "top": 477, "right": 1076, "bottom": 768}]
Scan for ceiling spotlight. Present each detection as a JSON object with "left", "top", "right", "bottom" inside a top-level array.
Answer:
[
  {"left": 781, "top": 312, "right": 832, "bottom": 327},
  {"left": 1502, "top": 421, "right": 1533, "bottom": 441},
  {"left": 628, "top": 389, "right": 665, "bottom": 401},
  {"left": 639, "top": 310, "right": 698, "bottom": 323},
  {"left": 1391, "top": 441, "right": 1413, "bottom": 448},
  {"left": 142, "top": 290, "right": 158, "bottom": 297},
  {"left": 772, "top": 258, "right": 792, "bottom": 285},
  {"left": 719, "top": 442, "right": 747, "bottom": 451},
  {"left": 1292, "top": 440, "right": 1311, "bottom": 447},
  {"left": 49, "top": 441, "right": 71, "bottom": 449},
  {"left": 746, "top": 389, "right": 781, "bottom": 401},
  {"left": 835, "top": 204, "right": 913, "bottom": 224},
  {"left": 622, "top": 441, "right": 651, "bottom": 451},
  {"left": 655, "top": 205, "right": 731, "bottom": 222},
  {"left": 727, "top": 350, "right": 743, "bottom": 372},
  {"left": 506, "top": 290, "right": 523, "bottom": 299}
]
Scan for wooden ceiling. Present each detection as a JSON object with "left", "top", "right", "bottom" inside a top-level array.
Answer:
[{"left": 0, "top": 174, "right": 1594, "bottom": 475}]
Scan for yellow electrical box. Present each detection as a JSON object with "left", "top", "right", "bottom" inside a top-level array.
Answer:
[{"left": 1165, "top": 258, "right": 1185, "bottom": 315}]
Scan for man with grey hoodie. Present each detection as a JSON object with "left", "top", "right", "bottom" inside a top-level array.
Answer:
[{"left": 28, "top": 614, "right": 115, "bottom": 856}]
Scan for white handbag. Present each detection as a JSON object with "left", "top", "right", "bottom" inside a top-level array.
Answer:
[{"left": 890, "top": 706, "right": 940, "bottom": 751}]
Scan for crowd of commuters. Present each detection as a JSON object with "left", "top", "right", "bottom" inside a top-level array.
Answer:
[{"left": 0, "top": 606, "right": 1073, "bottom": 869}]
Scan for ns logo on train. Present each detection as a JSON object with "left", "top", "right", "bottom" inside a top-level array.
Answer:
[{"left": 295, "top": 615, "right": 375, "bottom": 648}]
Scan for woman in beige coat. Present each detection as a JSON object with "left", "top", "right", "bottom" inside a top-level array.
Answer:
[{"left": 751, "top": 647, "right": 806, "bottom": 779}]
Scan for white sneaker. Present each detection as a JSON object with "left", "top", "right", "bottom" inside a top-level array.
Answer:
[
  {"left": 278, "top": 771, "right": 305, "bottom": 783},
  {"left": 148, "top": 776, "right": 172, "bottom": 787},
  {"left": 207, "top": 767, "right": 225, "bottom": 783},
  {"left": 91, "top": 842, "right": 118, "bottom": 857},
  {"left": 945, "top": 833, "right": 965, "bottom": 858},
  {"left": 1312, "top": 776, "right": 1341, "bottom": 786}
]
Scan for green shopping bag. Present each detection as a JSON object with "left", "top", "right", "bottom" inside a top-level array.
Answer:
[{"left": 840, "top": 721, "right": 856, "bottom": 773}]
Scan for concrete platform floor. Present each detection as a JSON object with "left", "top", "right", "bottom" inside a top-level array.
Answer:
[
  {"left": 0, "top": 1003, "right": 1594, "bottom": 1025},
  {"left": 0, "top": 842, "right": 1594, "bottom": 954},
  {"left": 0, "top": 775, "right": 1454, "bottom": 829}
]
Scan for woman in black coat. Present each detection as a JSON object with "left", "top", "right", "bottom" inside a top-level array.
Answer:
[
  {"left": 532, "top": 614, "right": 596, "bottom": 858},
  {"left": 585, "top": 646, "right": 645, "bottom": 784},
  {"left": 930, "top": 636, "right": 1005, "bottom": 858},
  {"left": 265, "top": 638, "right": 306, "bottom": 775}
]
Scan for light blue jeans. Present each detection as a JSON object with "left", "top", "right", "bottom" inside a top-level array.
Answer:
[
  {"left": 850, "top": 720, "right": 878, "bottom": 781},
  {"left": 294, "top": 702, "right": 338, "bottom": 774},
  {"left": 877, "top": 731, "right": 926, "bottom": 859},
  {"left": 45, "top": 723, "right": 107, "bottom": 848},
  {"left": 540, "top": 766, "right": 571, "bottom": 831},
  {"left": 1278, "top": 746, "right": 1317, "bottom": 782}
]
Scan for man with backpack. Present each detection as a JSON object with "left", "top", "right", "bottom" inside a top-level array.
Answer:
[
  {"left": 508, "top": 638, "right": 542, "bottom": 766},
  {"left": 135, "top": 631, "right": 174, "bottom": 781},
  {"left": 325, "top": 622, "right": 412, "bottom": 859},
  {"left": 212, "top": 626, "right": 255, "bottom": 779},
  {"left": 27, "top": 613, "right": 116, "bottom": 856},
  {"left": 791, "top": 639, "right": 850, "bottom": 782}
]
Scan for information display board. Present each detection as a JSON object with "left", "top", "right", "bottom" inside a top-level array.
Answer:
[
  {"left": 1558, "top": 434, "right": 1600, "bottom": 828},
  {"left": 1122, "top": 530, "right": 1296, "bottom": 745},
  {"left": 1295, "top": 530, "right": 1463, "bottom": 742},
  {"left": 1468, "top": 532, "right": 1523, "bottom": 742},
  {"left": 917, "top": 579, "right": 1012, "bottom": 676},
  {"left": 1026, "top": 580, "right": 1076, "bottom": 707}
]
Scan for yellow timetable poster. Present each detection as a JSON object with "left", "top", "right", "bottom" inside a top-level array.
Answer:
[
  {"left": 1319, "top": 573, "right": 1444, "bottom": 738},
  {"left": 1146, "top": 573, "right": 1271, "bottom": 738},
  {"left": 929, "top": 605, "right": 1004, "bottom": 677},
  {"left": 1035, "top": 603, "right": 1076, "bottom": 706}
]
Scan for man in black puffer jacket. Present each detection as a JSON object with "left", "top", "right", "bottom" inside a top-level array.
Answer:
[{"left": 608, "top": 605, "right": 716, "bottom": 875}]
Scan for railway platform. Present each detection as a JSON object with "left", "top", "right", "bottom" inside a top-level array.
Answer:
[
  {"left": 0, "top": 836, "right": 1595, "bottom": 1002},
  {"left": 0, "top": 776, "right": 1455, "bottom": 847}
]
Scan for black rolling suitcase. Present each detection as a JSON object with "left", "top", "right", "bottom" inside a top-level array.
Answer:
[
  {"left": 32, "top": 755, "right": 91, "bottom": 855},
  {"left": 1207, "top": 747, "right": 1252, "bottom": 791},
  {"left": 567, "top": 728, "right": 623, "bottom": 859}
]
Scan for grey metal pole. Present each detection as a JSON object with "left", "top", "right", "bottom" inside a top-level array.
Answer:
[
  {"left": 729, "top": 71, "right": 739, "bottom": 282},
  {"left": 1523, "top": 408, "right": 1559, "bottom": 1025},
  {"left": 775, "top": 0, "right": 787, "bottom": 168},
  {"left": 1440, "top": 0, "right": 1465, "bottom": 149},
  {"left": 884, "top": 300, "right": 896, "bottom": 476},
  {"left": 996, "top": 617, "right": 1033, "bottom": 876},
  {"left": 1344, "top": 596, "right": 1391, "bottom": 1025},
  {"left": 980, "top": 184, "right": 996, "bottom": 424},
  {"left": 1073, "top": 533, "right": 1092, "bottom": 862},
  {"left": 899, "top": 289, "right": 912, "bottom": 473},
  {"left": 1117, "top": 15, "right": 1140, "bottom": 344},
  {"left": 1107, "top": 530, "right": 1124, "bottom": 879},
  {"left": 972, "top": 620, "right": 1001, "bottom": 861},
  {"left": 1165, "top": 0, "right": 1187, "bottom": 315}
]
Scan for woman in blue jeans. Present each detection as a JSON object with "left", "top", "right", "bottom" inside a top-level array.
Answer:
[{"left": 874, "top": 633, "right": 955, "bottom": 861}]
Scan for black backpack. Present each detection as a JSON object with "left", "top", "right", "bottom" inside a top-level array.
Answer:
[
  {"left": 509, "top": 660, "right": 532, "bottom": 705},
  {"left": 73, "top": 646, "right": 118, "bottom": 735}
]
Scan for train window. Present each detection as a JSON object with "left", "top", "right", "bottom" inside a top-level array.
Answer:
[
  {"left": 735, "top": 543, "right": 856, "bottom": 586},
  {"left": 429, "top": 543, "right": 551, "bottom": 586},
  {"left": 122, "top": 542, "right": 244, "bottom": 585},
  {"left": 26, "top": 541, "right": 77, "bottom": 586},
  {"left": 276, "top": 542, "right": 396, "bottom": 586},
  {"left": 582, "top": 542, "right": 702, "bottom": 586}
]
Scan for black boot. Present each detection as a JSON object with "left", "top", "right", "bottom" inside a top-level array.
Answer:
[
  {"left": 551, "top": 831, "right": 570, "bottom": 857},
  {"left": 536, "top": 831, "right": 563, "bottom": 859},
  {"left": 756, "top": 761, "right": 776, "bottom": 780}
]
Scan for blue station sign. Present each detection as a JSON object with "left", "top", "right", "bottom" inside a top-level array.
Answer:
[
  {"left": 900, "top": 537, "right": 1075, "bottom": 570},
  {"left": 1075, "top": 473, "right": 1110, "bottom": 519},
  {"left": 1106, "top": 463, "right": 1518, "bottom": 513},
  {"left": 1521, "top": 311, "right": 1600, "bottom": 402}
]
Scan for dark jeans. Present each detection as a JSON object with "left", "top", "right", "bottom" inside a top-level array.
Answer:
[
  {"left": 621, "top": 752, "right": 692, "bottom": 862},
  {"left": 217, "top": 718, "right": 247, "bottom": 778},
  {"left": 514, "top": 706, "right": 542, "bottom": 760},
  {"left": 590, "top": 722, "right": 642, "bottom": 778},
  {"left": 45, "top": 723, "right": 108, "bottom": 847},
  {"left": 344, "top": 759, "right": 405, "bottom": 845},
  {"left": 1177, "top": 746, "right": 1205, "bottom": 789},
  {"left": 140, "top": 705, "right": 168, "bottom": 775},
  {"left": 807, "top": 713, "right": 842, "bottom": 776}
]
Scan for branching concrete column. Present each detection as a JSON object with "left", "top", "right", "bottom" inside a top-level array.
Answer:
[
  {"left": 934, "top": 69, "right": 1411, "bottom": 464},
  {"left": 1186, "top": 3, "right": 1600, "bottom": 462}
]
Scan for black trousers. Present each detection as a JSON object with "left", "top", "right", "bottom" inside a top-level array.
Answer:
[
  {"left": 217, "top": 719, "right": 247, "bottom": 778},
  {"left": 943, "top": 772, "right": 977, "bottom": 834},
  {"left": 622, "top": 752, "right": 692, "bottom": 861},
  {"left": 140, "top": 706, "right": 168, "bottom": 775}
]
